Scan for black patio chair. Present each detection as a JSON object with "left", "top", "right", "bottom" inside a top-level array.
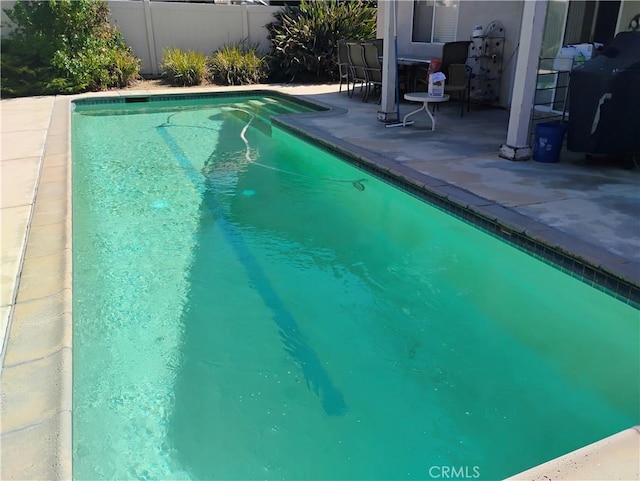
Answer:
[
  {"left": 362, "top": 42, "right": 383, "bottom": 102},
  {"left": 371, "top": 38, "right": 383, "bottom": 53},
  {"left": 337, "top": 40, "right": 352, "bottom": 95},
  {"left": 346, "top": 42, "right": 369, "bottom": 101},
  {"left": 440, "top": 41, "right": 472, "bottom": 80},
  {"left": 445, "top": 63, "right": 472, "bottom": 116}
]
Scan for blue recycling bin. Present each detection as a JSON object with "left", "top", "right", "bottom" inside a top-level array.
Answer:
[{"left": 533, "top": 122, "right": 566, "bottom": 163}]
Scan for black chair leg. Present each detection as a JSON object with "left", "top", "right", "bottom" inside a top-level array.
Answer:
[
  {"left": 349, "top": 83, "right": 356, "bottom": 98},
  {"left": 341, "top": 78, "right": 349, "bottom": 94},
  {"left": 348, "top": 76, "right": 358, "bottom": 98},
  {"left": 362, "top": 82, "right": 370, "bottom": 102}
]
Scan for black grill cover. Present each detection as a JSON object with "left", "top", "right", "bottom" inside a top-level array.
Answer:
[{"left": 567, "top": 32, "right": 640, "bottom": 155}]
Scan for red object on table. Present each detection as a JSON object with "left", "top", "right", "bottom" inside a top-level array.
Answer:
[{"left": 429, "top": 58, "right": 442, "bottom": 73}]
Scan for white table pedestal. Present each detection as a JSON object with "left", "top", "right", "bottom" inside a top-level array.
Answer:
[{"left": 403, "top": 93, "right": 450, "bottom": 130}]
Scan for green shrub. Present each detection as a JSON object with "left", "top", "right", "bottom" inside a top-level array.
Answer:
[
  {"left": 0, "top": 42, "right": 58, "bottom": 97},
  {"left": 109, "top": 49, "right": 143, "bottom": 88},
  {"left": 266, "top": 0, "right": 376, "bottom": 83},
  {"left": 161, "top": 48, "right": 209, "bottom": 87},
  {"left": 209, "top": 43, "right": 268, "bottom": 86},
  {"left": 1, "top": 0, "right": 140, "bottom": 97}
]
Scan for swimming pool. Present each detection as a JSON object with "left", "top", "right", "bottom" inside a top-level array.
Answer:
[{"left": 71, "top": 93, "right": 639, "bottom": 480}]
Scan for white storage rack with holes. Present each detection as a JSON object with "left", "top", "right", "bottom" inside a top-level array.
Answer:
[{"left": 467, "top": 20, "right": 505, "bottom": 105}]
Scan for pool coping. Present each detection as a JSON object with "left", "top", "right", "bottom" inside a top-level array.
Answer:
[
  {"left": 1, "top": 87, "right": 638, "bottom": 480},
  {"left": 1, "top": 95, "right": 72, "bottom": 480}
]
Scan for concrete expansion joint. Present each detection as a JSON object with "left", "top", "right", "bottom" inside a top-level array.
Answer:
[
  {"left": 0, "top": 408, "right": 71, "bottom": 437},
  {"left": 2, "top": 345, "right": 71, "bottom": 370},
  {"left": 21, "top": 245, "right": 72, "bottom": 262},
  {"left": 469, "top": 199, "right": 496, "bottom": 207},
  {"left": 3, "top": 155, "right": 47, "bottom": 166},
  {"left": 511, "top": 196, "right": 573, "bottom": 207},
  {"left": 15, "top": 289, "right": 71, "bottom": 308},
  {"left": 3, "top": 128, "right": 50, "bottom": 135},
  {"left": 29, "top": 216, "right": 67, "bottom": 228}
]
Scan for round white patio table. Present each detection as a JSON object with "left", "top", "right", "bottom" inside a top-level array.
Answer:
[{"left": 402, "top": 93, "right": 450, "bottom": 130}]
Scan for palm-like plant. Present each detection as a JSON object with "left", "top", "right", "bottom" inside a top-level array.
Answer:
[{"left": 266, "top": 0, "right": 377, "bottom": 83}]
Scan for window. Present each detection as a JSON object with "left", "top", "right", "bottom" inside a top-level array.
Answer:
[{"left": 411, "top": 0, "right": 459, "bottom": 44}]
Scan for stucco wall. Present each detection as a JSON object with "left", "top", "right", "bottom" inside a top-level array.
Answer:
[
  {"left": 457, "top": 1, "right": 524, "bottom": 107},
  {"left": 616, "top": 0, "right": 640, "bottom": 33}
]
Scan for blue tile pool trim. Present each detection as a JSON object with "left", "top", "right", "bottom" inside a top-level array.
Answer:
[
  {"left": 72, "top": 90, "right": 328, "bottom": 112},
  {"left": 73, "top": 91, "right": 639, "bottom": 309}
]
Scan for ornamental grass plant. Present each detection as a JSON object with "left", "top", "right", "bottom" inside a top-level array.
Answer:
[
  {"left": 161, "top": 48, "right": 209, "bottom": 87},
  {"left": 209, "top": 42, "right": 268, "bottom": 86}
]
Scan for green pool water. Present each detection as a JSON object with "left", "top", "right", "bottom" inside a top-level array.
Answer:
[{"left": 72, "top": 95, "right": 639, "bottom": 481}]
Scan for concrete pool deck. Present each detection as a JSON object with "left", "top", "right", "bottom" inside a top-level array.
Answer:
[{"left": 1, "top": 84, "right": 638, "bottom": 479}]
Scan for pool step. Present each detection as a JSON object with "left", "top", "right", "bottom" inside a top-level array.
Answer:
[
  {"left": 222, "top": 99, "right": 305, "bottom": 138},
  {"left": 225, "top": 107, "right": 273, "bottom": 137},
  {"left": 260, "top": 97, "right": 309, "bottom": 115},
  {"left": 258, "top": 101, "right": 301, "bottom": 116}
]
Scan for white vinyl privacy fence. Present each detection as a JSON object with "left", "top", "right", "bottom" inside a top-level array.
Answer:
[
  {"left": 0, "top": 0, "right": 281, "bottom": 76},
  {"left": 109, "top": 0, "right": 281, "bottom": 75}
]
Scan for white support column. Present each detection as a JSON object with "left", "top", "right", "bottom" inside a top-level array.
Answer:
[
  {"left": 378, "top": 0, "right": 399, "bottom": 123},
  {"left": 499, "top": 0, "right": 548, "bottom": 161},
  {"left": 142, "top": 0, "right": 159, "bottom": 76}
]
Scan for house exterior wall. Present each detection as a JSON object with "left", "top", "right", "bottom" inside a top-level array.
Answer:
[
  {"left": 457, "top": 1, "right": 523, "bottom": 108},
  {"left": 377, "top": 0, "right": 524, "bottom": 108},
  {"left": 616, "top": 0, "right": 640, "bottom": 33}
]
